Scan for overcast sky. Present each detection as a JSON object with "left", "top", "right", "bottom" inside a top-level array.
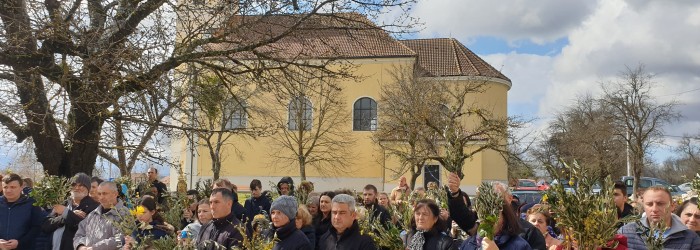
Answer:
[{"left": 409, "top": 0, "right": 700, "bottom": 163}]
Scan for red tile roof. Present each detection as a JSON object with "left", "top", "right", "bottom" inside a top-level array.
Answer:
[
  {"left": 214, "top": 13, "right": 415, "bottom": 59},
  {"left": 399, "top": 38, "right": 510, "bottom": 82},
  {"left": 211, "top": 14, "right": 508, "bottom": 82}
]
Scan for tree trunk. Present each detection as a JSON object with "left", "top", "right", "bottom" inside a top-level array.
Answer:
[
  {"left": 65, "top": 102, "right": 105, "bottom": 176},
  {"left": 212, "top": 153, "right": 221, "bottom": 180},
  {"left": 15, "top": 72, "right": 67, "bottom": 176},
  {"left": 410, "top": 162, "right": 421, "bottom": 190},
  {"left": 299, "top": 156, "right": 306, "bottom": 181}
]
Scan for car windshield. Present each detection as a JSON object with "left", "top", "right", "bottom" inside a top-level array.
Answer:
[
  {"left": 519, "top": 180, "right": 536, "bottom": 187},
  {"left": 512, "top": 191, "right": 543, "bottom": 205}
]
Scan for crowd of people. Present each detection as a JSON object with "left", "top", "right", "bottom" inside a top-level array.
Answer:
[{"left": 0, "top": 168, "right": 699, "bottom": 250}]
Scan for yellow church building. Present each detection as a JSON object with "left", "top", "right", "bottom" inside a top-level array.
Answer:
[{"left": 170, "top": 13, "right": 511, "bottom": 195}]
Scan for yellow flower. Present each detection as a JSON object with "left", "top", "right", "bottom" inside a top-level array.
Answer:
[
  {"left": 541, "top": 194, "right": 548, "bottom": 203},
  {"left": 254, "top": 214, "right": 266, "bottom": 220},
  {"left": 130, "top": 205, "right": 146, "bottom": 216}
]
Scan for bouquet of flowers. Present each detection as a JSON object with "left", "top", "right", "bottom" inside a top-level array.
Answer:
[
  {"left": 29, "top": 173, "right": 71, "bottom": 208},
  {"left": 474, "top": 182, "right": 503, "bottom": 241}
]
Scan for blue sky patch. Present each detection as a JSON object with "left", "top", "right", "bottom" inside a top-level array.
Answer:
[{"left": 466, "top": 36, "right": 569, "bottom": 56}]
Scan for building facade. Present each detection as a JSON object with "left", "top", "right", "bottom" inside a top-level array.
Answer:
[{"left": 170, "top": 14, "right": 511, "bottom": 194}]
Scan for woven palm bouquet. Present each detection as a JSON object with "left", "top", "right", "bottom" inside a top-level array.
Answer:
[
  {"left": 545, "top": 161, "right": 629, "bottom": 249},
  {"left": 474, "top": 182, "right": 504, "bottom": 241}
]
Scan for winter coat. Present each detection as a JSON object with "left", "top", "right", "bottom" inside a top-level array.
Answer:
[
  {"left": 618, "top": 203, "right": 634, "bottom": 219},
  {"left": 244, "top": 195, "right": 271, "bottom": 222},
  {"left": 137, "top": 180, "right": 168, "bottom": 204},
  {"left": 182, "top": 221, "right": 203, "bottom": 242},
  {"left": 196, "top": 212, "right": 243, "bottom": 250},
  {"left": 73, "top": 200, "right": 129, "bottom": 250},
  {"left": 519, "top": 218, "right": 547, "bottom": 250},
  {"left": 277, "top": 176, "right": 295, "bottom": 196},
  {"left": 313, "top": 214, "right": 332, "bottom": 240},
  {"left": 365, "top": 202, "right": 391, "bottom": 226},
  {"left": 618, "top": 214, "right": 700, "bottom": 250},
  {"left": 244, "top": 195, "right": 272, "bottom": 217},
  {"left": 232, "top": 202, "right": 246, "bottom": 222},
  {"left": 389, "top": 185, "right": 411, "bottom": 204},
  {"left": 244, "top": 195, "right": 272, "bottom": 235},
  {"left": 300, "top": 225, "right": 316, "bottom": 248},
  {"left": 406, "top": 228, "right": 457, "bottom": 250},
  {"left": 460, "top": 234, "right": 532, "bottom": 250},
  {"left": 318, "top": 220, "right": 377, "bottom": 250},
  {"left": 447, "top": 190, "right": 477, "bottom": 233},
  {"left": 132, "top": 220, "right": 172, "bottom": 243},
  {"left": 0, "top": 195, "right": 45, "bottom": 250},
  {"left": 271, "top": 221, "right": 311, "bottom": 250},
  {"left": 41, "top": 196, "right": 99, "bottom": 250}
]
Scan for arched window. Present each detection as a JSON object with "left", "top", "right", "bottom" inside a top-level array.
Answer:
[
  {"left": 224, "top": 99, "right": 247, "bottom": 129},
  {"left": 353, "top": 97, "right": 377, "bottom": 131},
  {"left": 288, "top": 97, "right": 312, "bottom": 130}
]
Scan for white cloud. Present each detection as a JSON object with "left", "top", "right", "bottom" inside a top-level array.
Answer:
[
  {"left": 545, "top": 0, "right": 700, "bottom": 140},
  {"left": 412, "top": 0, "right": 598, "bottom": 43},
  {"left": 482, "top": 53, "right": 554, "bottom": 105},
  {"left": 412, "top": 0, "right": 700, "bottom": 160}
]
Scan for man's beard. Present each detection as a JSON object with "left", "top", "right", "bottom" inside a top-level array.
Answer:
[{"left": 71, "top": 191, "right": 87, "bottom": 200}]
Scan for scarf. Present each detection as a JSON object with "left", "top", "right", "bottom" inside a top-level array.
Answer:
[{"left": 408, "top": 230, "right": 426, "bottom": 250}]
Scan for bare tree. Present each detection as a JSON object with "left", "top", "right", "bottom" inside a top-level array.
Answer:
[
  {"left": 185, "top": 72, "right": 273, "bottom": 180},
  {"left": 375, "top": 66, "right": 440, "bottom": 189},
  {"left": 97, "top": 77, "right": 185, "bottom": 177},
  {"left": 0, "top": 0, "right": 415, "bottom": 176},
  {"left": 533, "top": 94, "right": 627, "bottom": 180},
  {"left": 602, "top": 64, "right": 680, "bottom": 196},
  {"left": 422, "top": 80, "right": 513, "bottom": 179},
  {"left": 264, "top": 67, "right": 355, "bottom": 181},
  {"left": 678, "top": 134, "right": 700, "bottom": 167}
]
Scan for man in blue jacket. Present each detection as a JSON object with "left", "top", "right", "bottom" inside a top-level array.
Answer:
[
  {"left": 0, "top": 173, "right": 44, "bottom": 250},
  {"left": 618, "top": 186, "right": 700, "bottom": 249}
]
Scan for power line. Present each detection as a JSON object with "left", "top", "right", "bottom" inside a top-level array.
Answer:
[{"left": 657, "top": 87, "right": 700, "bottom": 97}]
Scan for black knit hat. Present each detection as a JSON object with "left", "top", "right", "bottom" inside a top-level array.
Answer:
[{"left": 71, "top": 173, "right": 92, "bottom": 191}]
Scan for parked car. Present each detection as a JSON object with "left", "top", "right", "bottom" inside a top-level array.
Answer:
[
  {"left": 513, "top": 179, "right": 539, "bottom": 191},
  {"left": 536, "top": 180, "right": 550, "bottom": 191},
  {"left": 512, "top": 190, "right": 544, "bottom": 216},
  {"left": 620, "top": 176, "right": 671, "bottom": 197},
  {"left": 677, "top": 182, "right": 693, "bottom": 192},
  {"left": 670, "top": 185, "right": 685, "bottom": 197}
]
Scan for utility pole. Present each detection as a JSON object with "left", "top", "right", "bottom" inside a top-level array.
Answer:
[{"left": 625, "top": 94, "right": 631, "bottom": 177}]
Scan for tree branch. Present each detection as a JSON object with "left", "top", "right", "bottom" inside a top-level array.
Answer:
[
  {"left": 0, "top": 112, "right": 29, "bottom": 142},
  {"left": 102, "top": 0, "right": 167, "bottom": 48},
  {"left": 97, "top": 149, "right": 120, "bottom": 166}
]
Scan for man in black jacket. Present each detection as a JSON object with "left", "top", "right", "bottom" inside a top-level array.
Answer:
[
  {"left": 137, "top": 167, "right": 167, "bottom": 204},
  {"left": 362, "top": 184, "right": 391, "bottom": 226},
  {"left": 244, "top": 179, "right": 271, "bottom": 235},
  {"left": 318, "top": 194, "right": 377, "bottom": 250},
  {"left": 42, "top": 173, "right": 99, "bottom": 250},
  {"left": 197, "top": 188, "right": 243, "bottom": 250},
  {"left": 614, "top": 181, "right": 634, "bottom": 220},
  {"left": 446, "top": 173, "right": 546, "bottom": 250}
]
